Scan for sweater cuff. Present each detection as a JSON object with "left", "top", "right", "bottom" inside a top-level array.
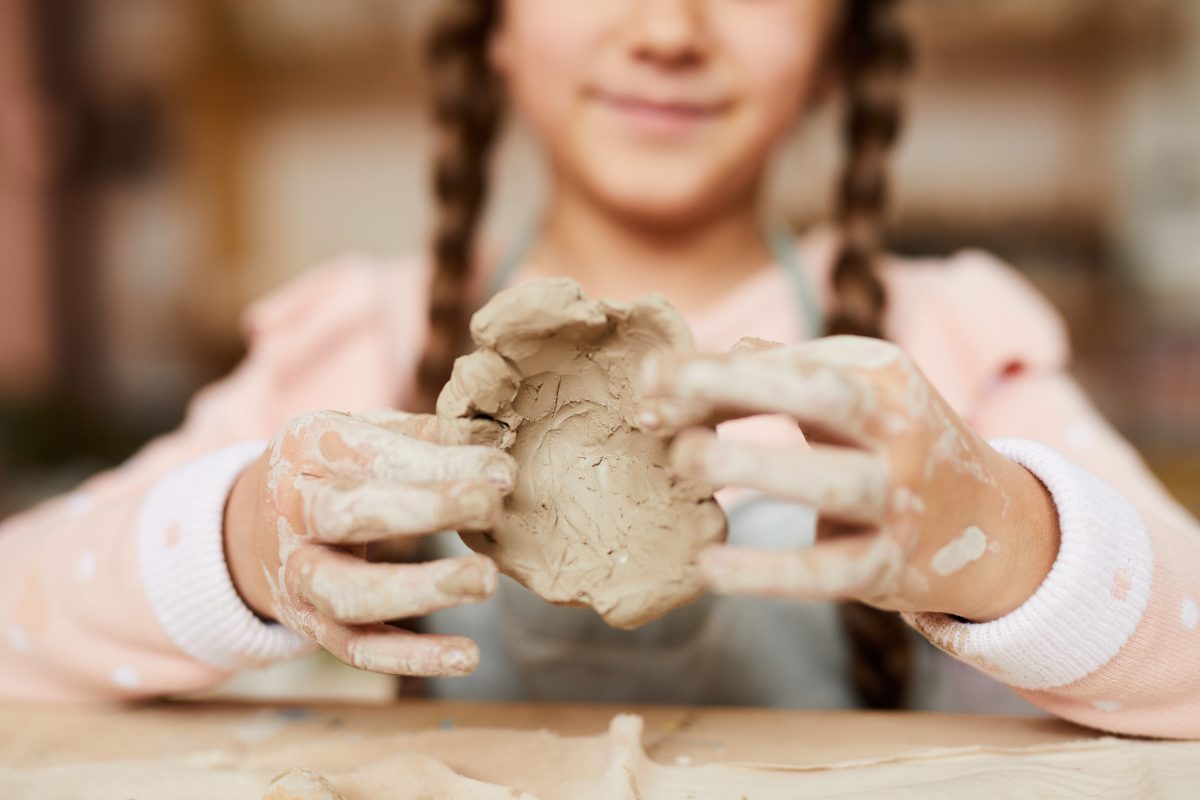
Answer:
[
  {"left": 905, "top": 438, "right": 1153, "bottom": 690},
  {"left": 137, "top": 442, "right": 316, "bottom": 671}
]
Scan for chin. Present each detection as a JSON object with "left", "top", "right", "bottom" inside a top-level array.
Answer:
[{"left": 580, "top": 159, "right": 732, "bottom": 230}]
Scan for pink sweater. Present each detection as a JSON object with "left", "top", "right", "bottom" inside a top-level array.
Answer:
[{"left": 1, "top": 230, "right": 1197, "bottom": 738}]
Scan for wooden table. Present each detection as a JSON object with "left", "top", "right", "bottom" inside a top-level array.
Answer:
[
  {"left": 0, "top": 700, "right": 1098, "bottom": 766},
  {"left": 2, "top": 701, "right": 1197, "bottom": 797}
]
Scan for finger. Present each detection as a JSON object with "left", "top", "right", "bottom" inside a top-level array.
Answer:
[
  {"left": 803, "top": 335, "right": 906, "bottom": 372},
  {"left": 635, "top": 395, "right": 726, "bottom": 434},
  {"left": 699, "top": 536, "right": 903, "bottom": 602},
  {"left": 302, "top": 413, "right": 517, "bottom": 490},
  {"left": 298, "top": 478, "right": 503, "bottom": 544},
  {"left": 640, "top": 350, "right": 873, "bottom": 444},
  {"left": 297, "top": 550, "right": 498, "bottom": 624},
  {"left": 670, "top": 429, "right": 888, "bottom": 526},
  {"left": 636, "top": 341, "right": 786, "bottom": 433},
  {"left": 315, "top": 622, "right": 479, "bottom": 676},
  {"left": 356, "top": 408, "right": 440, "bottom": 442},
  {"left": 407, "top": 441, "right": 517, "bottom": 491}
]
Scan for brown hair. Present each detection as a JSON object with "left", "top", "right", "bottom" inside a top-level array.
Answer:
[
  {"left": 418, "top": 0, "right": 914, "bottom": 709},
  {"left": 827, "top": 0, "right": 914, "bottom": 710},
  {"left": 416, "top": 0, "right": 505, "bottom": 412}
]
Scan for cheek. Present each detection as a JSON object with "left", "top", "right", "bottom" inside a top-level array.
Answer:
[
  {"left": 498, "top": 1, "right": 618, "bottom": 137},
  {"left": 716, "top": 8, "right": 833, "bottom": 144}
]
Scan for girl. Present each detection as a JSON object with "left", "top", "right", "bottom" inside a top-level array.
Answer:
[{"left": 1, "top": 0, "right": 1197, "bottom": 739}]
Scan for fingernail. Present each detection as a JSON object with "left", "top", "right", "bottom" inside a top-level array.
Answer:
[
  {"left": 637, "top": 409, "right": 661, "bottom": 430},
  {"left": 484, "top": 460, "right": 515, "bottom": 492},
  {"left": 442, "top": 648, "right": 474, "bottom": 672}
]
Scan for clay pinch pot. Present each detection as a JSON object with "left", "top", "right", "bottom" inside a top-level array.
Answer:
[{"left": 436, "top": 277, "right": 728, "bottom": 629}]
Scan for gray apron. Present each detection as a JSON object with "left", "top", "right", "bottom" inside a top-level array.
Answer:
[{"left": 421, "top": 224, "right": 1039, "bottom": 714}]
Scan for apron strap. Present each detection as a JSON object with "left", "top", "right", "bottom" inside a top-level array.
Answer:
[{"left": 490, "top": 217, "right": 824, "bottom": 340}]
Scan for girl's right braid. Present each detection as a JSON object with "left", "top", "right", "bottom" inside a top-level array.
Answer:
[
  {"left": 416, "top": 0, "right": 503, "bottom": 412},
  {"left": 827, "top": 0, "right": 916, "bottom": 711}
]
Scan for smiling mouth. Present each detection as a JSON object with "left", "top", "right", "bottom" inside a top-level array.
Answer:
[{"left": 589, "top": 88, "right": 731, "bottom": 136}]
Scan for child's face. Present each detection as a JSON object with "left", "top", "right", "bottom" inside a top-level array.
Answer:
[{"left": 492, "top": 0, "right": 839, "bottom": 224}]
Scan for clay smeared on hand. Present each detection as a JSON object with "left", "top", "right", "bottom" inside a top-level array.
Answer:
[{"left": 436, "top": 278, "right": 728, "bottom": 629}]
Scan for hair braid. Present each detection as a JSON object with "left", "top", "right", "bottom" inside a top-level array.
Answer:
[
  {"left": 418, "top": 0, "right": 916, "bottom": 710},
  {"left": 829, "top": 0, "right": 915, "bottom": 710},
  {"left": 416, "top": 0, "right": 503, "bottom": 411}
]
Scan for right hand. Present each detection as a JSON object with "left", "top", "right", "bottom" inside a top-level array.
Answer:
[{"left": 224, "top": 409, "right": 516, "bottom": 677}]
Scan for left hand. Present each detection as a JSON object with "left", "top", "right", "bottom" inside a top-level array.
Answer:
[{"left": 639, "top": 336, "right": 1060, "bottom": 622}]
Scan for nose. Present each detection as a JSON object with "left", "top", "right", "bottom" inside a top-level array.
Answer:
[{"left": 628, "top": 0, "right": 709, "bottom": 69}]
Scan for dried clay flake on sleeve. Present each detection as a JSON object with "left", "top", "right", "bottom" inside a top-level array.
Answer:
[{"left": 436, "top": 277, "right": 728, "bottom": 629}]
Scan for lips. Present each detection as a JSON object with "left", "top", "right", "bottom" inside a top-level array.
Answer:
[{"left": 589, "top": 87, "right": 731, "bottom": 137}]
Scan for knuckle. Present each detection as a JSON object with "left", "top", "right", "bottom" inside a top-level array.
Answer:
[
  {"left": 274, "top": 411, "right": 351, "bottom": 459},
  {"left": 304, "top": 562, "right": 337, "bottom": 604},
  {"left": 436, "top": 555, "right": 497, "bottom": 599},
  {"left": 813, "top": 336, "right": 903, "bottom": 370},
  {"left": 291, "top": 409, "right": 350, "bottom": 438},
  {"left": 310, "top": 568, "right": 380, "bottom": 622},
  {"left": 283, "top": 603, "right": 324, "bottom": 641},
  {"left": 363, "top": 407, "right": 410, "bottom": 422},
  {"left": 478, "top": 447, "right": 518, "bottom": 475},
  {"left": 731, "top": 336, "right": 783, "bottom": 354},
  {"left": 364, "top": 408, "right": 432, "bottom": 437},
  {"left": 345, "top": 639, "right": 390, "bottom": 672}
]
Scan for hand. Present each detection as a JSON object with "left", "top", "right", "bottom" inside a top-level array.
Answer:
[
  {"left": 224, "top": 409, "right": 516, "bottom": 676},
  {"left": 640, "top": 336, "right": 1060, "bottom": 622}
]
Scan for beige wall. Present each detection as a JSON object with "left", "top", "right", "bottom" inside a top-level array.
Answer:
[{"left": 1, "top": 1, "right": 1197, "bottom": 513}]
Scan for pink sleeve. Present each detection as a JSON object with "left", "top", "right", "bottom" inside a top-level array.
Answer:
[
  {"left": 0, "top": 254, "right": 431, "bottom": 703},
  {"left": 892, "top": 251, "right": 1200, "bottom": 739}
]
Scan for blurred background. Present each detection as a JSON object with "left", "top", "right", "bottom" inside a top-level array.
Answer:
[{"left": 1, "top": 0, "right": 1199, "bottom": 697}]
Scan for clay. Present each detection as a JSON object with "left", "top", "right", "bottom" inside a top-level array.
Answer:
[
  {"left": 251, "top": 715, "right": 1167, "bottom": 800},
  {"left": 929, "top": 526, "right": 991, "bottom": 577},
  {"left": 2, "top": 713, "right": 1187, "bottom": 799},
  {"left": 436, "top": 278, "right": 728, "bottom": 629}
]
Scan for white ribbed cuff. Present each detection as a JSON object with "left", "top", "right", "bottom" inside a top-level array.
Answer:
[
  {"left": 906, "top": 438, "right": 1153, "bottom": 690},
  {"left": 138, "top": 442, "right": 315, "bottom": 671}
]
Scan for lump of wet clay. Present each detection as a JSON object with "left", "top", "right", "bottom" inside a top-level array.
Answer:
[{"left": 437, "top": 278, "right": 727, "bottom": 629}]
